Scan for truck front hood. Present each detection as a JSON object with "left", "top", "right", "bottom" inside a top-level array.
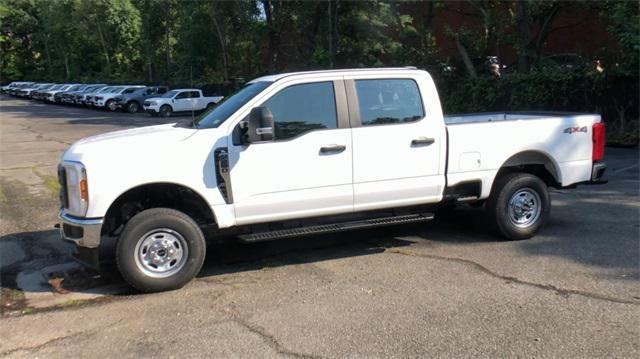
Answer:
[{"left": 62, "top": 124, "right": 198, "bottom": 165}]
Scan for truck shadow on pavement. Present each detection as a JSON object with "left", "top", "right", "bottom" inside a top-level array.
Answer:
[{"left": 0, "top": 227, "right": 415, "bottom": 314}]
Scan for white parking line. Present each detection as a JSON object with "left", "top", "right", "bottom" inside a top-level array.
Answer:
[{"left": 613, "top": 164, "right": 638, "bottom": 174}]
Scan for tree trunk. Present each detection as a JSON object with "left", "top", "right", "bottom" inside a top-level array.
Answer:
[
  {"left": 515, "top": 1, "right": 531, "bottom": 73},
  {"left": 210, "top": 5, "right": 229, "bottom": 82},
  {"left": 455, "top": 34, "right": 477, "bottom": 78},
  {"left": 96, "top": 20, "right": 111, "bottom": 70},
  {"left": 328, "top": 0, "right": 338, "bottom": 68},
  {"left": 63, "top": 52, "right": 70, "bottom": 80},
  {"left": 535, "top": 5, "right": 561, "bottom": 57},
  {"left": 164, "top": 2, "right": 172, "bottom": 81},
  {"left": 262, "top": 0, "right": 279, "bottom": 70}
]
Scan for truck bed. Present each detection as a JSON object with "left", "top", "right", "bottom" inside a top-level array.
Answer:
[
  {"left": 444, "top": 112, "right": 601, "bottom": 125},
  {"left": 443, "top": 111, "right": 602, "bottom": 198}
]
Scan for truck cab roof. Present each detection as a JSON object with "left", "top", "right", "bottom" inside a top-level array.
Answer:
[{"left": 250, "top": 67, "right": 420, "bottom": 83}]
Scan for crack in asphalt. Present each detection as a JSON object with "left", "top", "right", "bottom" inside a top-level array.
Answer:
[
  {"left": 0, "top": 330, "right": 91, "bottom": 356},
  {"left": 0, "top": 318, "right": 124, "bottom": 356},
  {"left": 228, "top": 311, "right": 323, "bottom": 359},
  {"left": 385, "top": 248, "right": 640, "bottom": 305}
]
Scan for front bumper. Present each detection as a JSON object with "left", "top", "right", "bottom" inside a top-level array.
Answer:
[
  {"left": 144, "top": 104, "right": 161, "bottom": 113},
  {"left": 58, "top": 210, "right": 103, "bottom": 248}
]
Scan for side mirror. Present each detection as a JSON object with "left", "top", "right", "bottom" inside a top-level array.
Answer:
[{"left": 246, "top": 106, "right": 274, "bottom": 143}]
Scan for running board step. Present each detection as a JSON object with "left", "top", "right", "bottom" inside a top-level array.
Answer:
[{"left": 238, "top": 213, "right": 434, "bottom": 243}]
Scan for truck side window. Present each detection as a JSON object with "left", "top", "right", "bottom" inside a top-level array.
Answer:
[
  {"left": 190, "top": 91, "right": 201, "bottom": 98},
  {"left": 263, "top": 82, "right": 337, "bottom": 140},
  {"left": 175, "top": 92, "right": 189, "bottom": 99},
  {"left": 355, "top": 79, "right": 424, "bottom": 126}
]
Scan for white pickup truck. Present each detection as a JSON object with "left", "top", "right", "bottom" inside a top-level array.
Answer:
[
  {"left": 57, "top": 68, "right": 606, "bottom": 292},
  {"left": 143, "top": 88, "right": 223, "bottom": 117}
]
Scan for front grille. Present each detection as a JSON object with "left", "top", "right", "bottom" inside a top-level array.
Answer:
[{"left": 58, "top": 165, "right": 69, "bottom": 209}]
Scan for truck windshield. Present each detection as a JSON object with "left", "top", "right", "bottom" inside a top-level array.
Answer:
[
  {"left": 162, "top": 90, "right": 179, "bottom": 98},
  {"left": 195, "top": 81, "right": 272, "bottom": 129}
]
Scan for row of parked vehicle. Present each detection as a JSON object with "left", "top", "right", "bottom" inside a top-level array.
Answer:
[{"left": 1, "top": 81, "right": 224, "bottom": 117}]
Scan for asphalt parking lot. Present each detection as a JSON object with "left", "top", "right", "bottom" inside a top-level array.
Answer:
[{"left": 0, "top": 96, "right": 638, "bottom": 358}]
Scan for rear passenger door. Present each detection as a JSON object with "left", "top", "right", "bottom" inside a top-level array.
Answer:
[
  {"left": 229, "top": 79, "right": 353, "bottom": 225},
  {"left": 189, "top": 91, "right": 201, "bottom": 110},
  {"left": 346, "top": 77, "right": 444, "bottom": 211}
]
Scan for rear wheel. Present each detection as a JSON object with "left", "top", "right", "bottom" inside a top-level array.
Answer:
[
  {"left": 159, "top": 105, "right": 172, "bottom": 118},
  {"left": 116, "top": 208, "right": 206, "bottom": 292},
  {"left": 126, "top": 101, "right": 140, "bottom": 113},
  {"left": 486, "top": 172, "right": 550, "bottom": 240}
]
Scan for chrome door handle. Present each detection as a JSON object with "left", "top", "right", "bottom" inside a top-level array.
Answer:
[
  {"left": 320, "top": 144, "right": 346, "bottom": 153},
  {"left": 411, "top": 137, "right": 435, "bottom": 146}
]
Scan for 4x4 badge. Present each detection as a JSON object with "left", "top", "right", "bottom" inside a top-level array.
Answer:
[{"left": 564, "top": 126, "right": 587, "bottom": 134}]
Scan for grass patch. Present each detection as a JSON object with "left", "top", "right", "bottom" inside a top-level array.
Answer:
[
  {"left": 54, "top": 298, "right": 88, "bottom": 308},
  {"left": 0, "top": 288, "right": 27, "bottom": 315},
  {"left": 0, "top": 185, "right": 7, "bottom": 203},
  {"left": 32, "top": 167, "right": 60, "bottom": 198}
]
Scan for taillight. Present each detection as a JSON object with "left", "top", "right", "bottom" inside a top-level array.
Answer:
[{"left": 592, "top": 122, "right": 605, "bottom": 162}]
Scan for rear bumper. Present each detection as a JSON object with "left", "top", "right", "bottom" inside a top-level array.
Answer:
[
  {"left": 58, "top": 211, "right": 103, "bottom": 248},
  {"left": 591, "top": 162, "right": 607, "bottom": 182}
]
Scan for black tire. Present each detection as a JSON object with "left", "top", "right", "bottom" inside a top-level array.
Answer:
[
  {"left": 206, "top": 102, "right": 215, "bottom": 111},
  {"left": 106, "top": 99, "right": 117, "bottom": 111},
  {"left": 486, "top": 172, "right": 550, "bottom": 240},
  {"left": 159, "top": 104, "right": 172, "bottom": 118},
  {"left": 116, "top": 208, "right": 206, "bottom": 292},
  {"left": 126, "top": 101, "right": 140, "bottom": 113}
]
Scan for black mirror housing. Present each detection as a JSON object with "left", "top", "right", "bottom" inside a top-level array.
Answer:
[{"left": 246, "top": 106, "right": 274, "bottom": 143}]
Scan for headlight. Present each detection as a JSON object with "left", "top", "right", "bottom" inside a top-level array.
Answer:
[{"left": 60, "top": 161, "right": 89, "bottom": 216}]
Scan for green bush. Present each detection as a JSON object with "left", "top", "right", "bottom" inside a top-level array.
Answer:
[{"left": 436, "top": 69, "right": 639, "bottom": 146}]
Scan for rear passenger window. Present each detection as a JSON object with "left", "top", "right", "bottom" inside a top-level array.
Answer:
[
  {"left": 190, "top": 91, "right": 201, "bottom": 98},
  {"left": 355, "top": 79, "right": 424, "bottom": 126},
  {"left": 263, "top": 82, "right": 337, "bottom": 140}
]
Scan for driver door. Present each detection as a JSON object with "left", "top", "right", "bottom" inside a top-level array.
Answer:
[
  {"left": 228, "top": 79, "right": 353, "bottom": 225},
  {"left": 173, "top": 91, "right": 191, "bottom": 111}
]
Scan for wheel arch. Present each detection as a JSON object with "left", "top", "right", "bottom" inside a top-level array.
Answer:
[
  {"left": 496, "top": 150, "right": 562, "bottom": 188},
  {"left": 101, "top": 182, "right": 216, "bottom": 237}
]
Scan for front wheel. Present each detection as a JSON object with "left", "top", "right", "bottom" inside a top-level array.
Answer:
[
  {"left": 159, "top": 105, "right": 172, "bottom": 118},
  {"left": 486, "top": 172, "right": 550, "bottom": 240},
  {"left": 106, "top": 99, "right": 118, "bottom": 111},
  {"left": 116, "top": 208, "right": 206, "bottom": 292}
]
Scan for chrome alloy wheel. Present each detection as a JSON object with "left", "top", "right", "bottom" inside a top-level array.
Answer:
[
  {"left": 508, "top": 188, "right": 542, "bottom": 228},
  {"left": 134, "top": 229, "right": 188, "bottom": 278}
]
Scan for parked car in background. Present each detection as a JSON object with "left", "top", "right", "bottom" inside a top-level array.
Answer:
[
  {"left": 45, "top": 84, "right": 82, "bottom": 102},
  {"left": 81, "top": 86, "right": 114, "bottom": 106},
  {"left": 59, "top": 84, "right": 106, "bottom": 104},
  {"left": 92, "top": 86, "right": 146, "bottom": 111},
  {"left": 143, "top": 89, "right": 223, "bottom": 117},
  {"left": 114, "top": 86, "right": 169, "bottom": 113},
  {"left": 1, "top": 82, "right": 30, "bottom": 94},
  {"left": 4, "top": 82, "right": 35, "bottom": 96},
  {"left": 15, "top": 83, "right": 52, "bottom": 98},
  {"left": 32, "top": 84, "right": 65, "bottom": 100},
  {"left": 53, "top": 84, "right": 86, "bottom": 103},
  {"left": 32, "top": 84, "right": 76, "bottom": 102}
]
